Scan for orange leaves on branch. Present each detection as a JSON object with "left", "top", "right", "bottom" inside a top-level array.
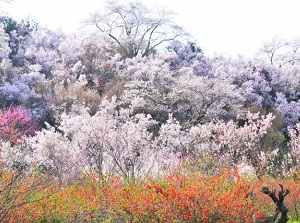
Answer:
[{"left": 2, "top": 168, "right": 300, "bottom": 222}]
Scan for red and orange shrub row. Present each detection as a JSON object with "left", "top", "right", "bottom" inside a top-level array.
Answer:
[
  {"left": 2, "top": 168, "right": 300, "bottom": 222},
  {"left": 0, "top": 168, "right": 57, "bottom": 223}
]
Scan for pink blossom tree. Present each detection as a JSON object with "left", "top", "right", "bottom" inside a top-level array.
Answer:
[
  {"left": 3, "top": 98, "right": 159, "bottom": 182},
  {"left": 0, "top": 106, "right": 37, "bottom": 144},
  {"left": 188, "top": 112, "right": 275, "bottom": 175}
]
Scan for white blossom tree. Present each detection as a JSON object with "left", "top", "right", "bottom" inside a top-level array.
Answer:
[
  {"left": 2, "top": 98, "right": 161, "bottom": 181},
  {"left": 288, "top": 123, "right": 300, "bottom": 172},
  {"left": 0, "top": 24, "right": 10, "bottom": 61},
  {"left": 119, "top": 54, "right": 243, "bottom": 126},
  {"left": 257, "top": 36, "right": 300, "bottom": 67},
  {"left": 257, "top": 37, "right": 288, "bottom": 66},
  {"left": 84, "top": 0, "right": 186, "bottom": 58},
  {"left": 168, "top": 75, "right": 243, "bottom": 125}
]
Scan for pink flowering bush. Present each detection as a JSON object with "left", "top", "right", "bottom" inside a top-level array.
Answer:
[{"left": 0, "top": 106, "right": 37, "bottom": 144}]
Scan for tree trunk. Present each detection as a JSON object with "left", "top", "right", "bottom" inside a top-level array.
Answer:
[{"left": 256, "top": 184, "right": 290, "bottom": 223}]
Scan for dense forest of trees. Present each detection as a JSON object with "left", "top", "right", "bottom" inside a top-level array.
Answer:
[{"left": 1, "top": 0, "right": 300, "bottom": 222}]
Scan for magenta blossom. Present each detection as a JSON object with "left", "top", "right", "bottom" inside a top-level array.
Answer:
[{"left": 0, "top": 106, "right": 37, "bottom": 144}]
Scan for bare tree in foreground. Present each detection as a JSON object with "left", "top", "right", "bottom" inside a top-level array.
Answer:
[{"left": 254, "top": 184, "right": 290, "bottom": 223}]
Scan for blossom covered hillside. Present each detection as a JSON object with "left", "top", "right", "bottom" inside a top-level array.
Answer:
[
  {"left": 1, "top": 22, "right": 299, "bottom": 178},
  {"left": 1, "top": 1, "right": 300, "bottom": 222}
]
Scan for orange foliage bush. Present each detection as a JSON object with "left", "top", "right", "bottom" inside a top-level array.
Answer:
[
  {"left": 2, "top": 168, "right": 300, "bottom": 222},
  {"left": 0, "top": 165, "right": 56, "bottom": 222}
]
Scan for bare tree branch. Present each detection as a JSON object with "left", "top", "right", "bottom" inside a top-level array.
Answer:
[
  {"left": 83, "top": 0, "right": 186, "bottom": 58},
  {"left": 259, "top": 184, "right": 290, "bottom": 223}
]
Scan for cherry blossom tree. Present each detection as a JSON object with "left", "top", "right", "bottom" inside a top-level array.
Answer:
[
  {"left": 167, "top": 40, "right": 213, "bottom": 76},
  {"left": 2, "top": 98, "right": 160, "bottom": 181},
  {"left": 168, "top": 75, "right": 242, "bottom": 125},
  {"left": 212, "top": 56, "right": 275, "bottom": 108},
  {"left": 85, "top": 0, "right": 185, "bottom": 58},
  {"left": 118, "top": 54, "right": 242, "bottom": 126},
  {"left": 258, "top": 37, "right": 288, "bottom": 66},
  {"left": 282, "top": 37, "right": 300, "bottom": 66},
  {"left": 287, "top": 123, "right": 300, "bottom": 172},
  {"left": 118, "top": 54, "right": 175, "bottom": 124},
  {"left": 187, "top": 112, "right": 275, "bottom": 175},
  {"left": 3, "top": 12, "right": 300, "bottom": 181},
  {"left": 275, "top": 92, "right": 300, "bottom": 126},
  {"left": 58, "top": 99, "right": 159, "bottom": 181},
  {"left": 258, "top": 36, "right": 300, "bottom": 67},
  {"left": 23, "top": 26, "right": 66, "bottom": 76},
  {"left": 0, "top": 100, "right": 290, "bottom": 180},
  {"left": 157, "top": 114, "right": 189, "bottom": 154},
  {"left": 0, "top": 62, "right": 50, "bottom": 124},
  {"left": 0, "top": 16, "right": 37, "bottom": 66},
  {"left": 0, "top": 23, "right": 10, "bottom": 62}
]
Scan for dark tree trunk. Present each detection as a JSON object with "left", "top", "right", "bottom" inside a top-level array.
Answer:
[{"left": 256, "top": 184, "right": 290, "bottom": 223}]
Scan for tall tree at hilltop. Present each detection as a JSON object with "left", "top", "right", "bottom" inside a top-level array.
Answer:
[{"left": 85, "top": 0, "right": 186, "bottom": 58}]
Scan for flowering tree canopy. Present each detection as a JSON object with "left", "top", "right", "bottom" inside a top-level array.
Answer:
[
  {"left": 0, "top": 106, "right": 37, "bottom": 144},
  {"left": 84, "top": 0, "right": 186, "bottom": 58},
  {"left": 2, "top": 8, "right": 300, "bottom": 182}
]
